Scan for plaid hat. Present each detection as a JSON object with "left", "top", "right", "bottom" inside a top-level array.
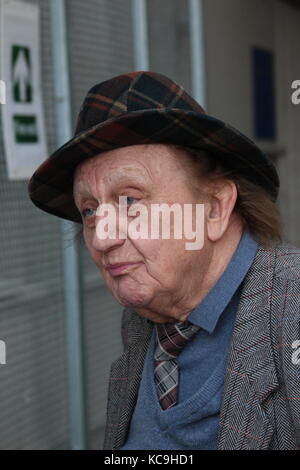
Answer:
[{"left": 28, "top": 71, "right": 280, "bottom": 223}]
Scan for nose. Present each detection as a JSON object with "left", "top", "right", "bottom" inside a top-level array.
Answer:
[{"left": 90, "top": 203, "right": 127, "bottom": 252}]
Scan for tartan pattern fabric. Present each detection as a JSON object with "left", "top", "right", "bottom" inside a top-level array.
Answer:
[
  {"left": 27, "top": 71, "right": 280, "bottom": 223},
  {"left": 103, "top": 241, "right": 300, "bottom": 450},
  {"left": 154, "top": 321, "right": 200, "bottom": 410}
]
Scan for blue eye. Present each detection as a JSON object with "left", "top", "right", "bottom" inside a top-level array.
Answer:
[
  {"left": 126, "top": 196, "right": 138, "bottom": 205},
  {"left": 82, "top": 207, "right": 96, "bottom": 218}
]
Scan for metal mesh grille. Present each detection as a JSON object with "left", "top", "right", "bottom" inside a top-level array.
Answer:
[
  {"left": 67, "top": 0, "right": 133, "bottom": 449},
  {"left": 0, "top": 0, "right": 133, "bottom": 449},
  {"left": 0, "top": 0, "right": 69, "bottom": 450}
]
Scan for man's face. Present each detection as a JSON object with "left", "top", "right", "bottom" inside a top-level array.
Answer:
[{"left": 73, "top": 143, "right": 212, "bottom": 323}]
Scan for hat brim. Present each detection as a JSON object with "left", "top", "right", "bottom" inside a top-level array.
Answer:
[{"left": 28, "top": 108, "right": 279, "bottom": 223}]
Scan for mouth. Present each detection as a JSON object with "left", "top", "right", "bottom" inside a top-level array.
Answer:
[{"left": 106, "top": 262, "right": 143, "bottom": 277}]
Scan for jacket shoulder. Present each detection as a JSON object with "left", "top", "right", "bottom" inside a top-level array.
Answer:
[
  {"left": 269, "top": 242, "right": 300, "bottom": 446},
  {"left": 272, "top": 241, "right": 300, "bottom": 280}
]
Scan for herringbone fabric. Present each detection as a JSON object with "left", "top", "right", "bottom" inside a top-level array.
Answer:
[{"left": 154, "top": 321, "right": 200, "bottom": 410}]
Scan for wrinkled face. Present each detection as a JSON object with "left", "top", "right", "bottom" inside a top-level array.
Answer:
[{"left": 73, "top": 143, "right": 212, "bottom": 323}]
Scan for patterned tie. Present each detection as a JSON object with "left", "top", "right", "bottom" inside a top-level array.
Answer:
[{"left": 154, "top": 320, "right": 200, "bottom": 410}]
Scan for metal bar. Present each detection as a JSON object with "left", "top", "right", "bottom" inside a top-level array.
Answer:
[
  {"left": 49, "top": 0, "right": 87, "bottom": 450},
  {"left": 188, "top": 0, "right": 207, "bottom": 108},
  {"left": 131, "top": 0, "right": 149, "bottom": 70}
]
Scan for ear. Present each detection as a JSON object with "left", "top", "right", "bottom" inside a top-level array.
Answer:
[{"left": 206, "top": 180, "right": 238, "bottom": 242}]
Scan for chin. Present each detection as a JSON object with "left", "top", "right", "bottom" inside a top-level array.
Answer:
[
  {"left": 117, "top": 293, "right": 150, "bottom": 309},
  {"left": 108, "top": 274, "right": 149, "bottom": 307},
  {"left": 115, "top": 284, "right": 152, "bottom": 309}
]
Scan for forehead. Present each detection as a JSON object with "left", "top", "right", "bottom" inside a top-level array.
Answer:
[{"left": 73, "top": 143, "right": 185, "bottom": 192}]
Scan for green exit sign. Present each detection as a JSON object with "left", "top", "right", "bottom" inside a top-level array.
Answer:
[{"left": 13, "top": 115, "right": 38, "bottom": 143}]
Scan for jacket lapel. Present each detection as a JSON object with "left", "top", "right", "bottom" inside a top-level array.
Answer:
[
  {"left": 217, "top": 244, "right": 279, "bottom": 450},
  {"left": 103, "top": 313, "right": 153, "bottom": 450}
]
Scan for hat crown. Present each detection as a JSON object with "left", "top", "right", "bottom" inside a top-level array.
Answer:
[{"left": 75, "top": 71, "right": 205, "bottom": 135}]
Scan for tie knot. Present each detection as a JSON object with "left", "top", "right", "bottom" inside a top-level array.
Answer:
[{"left": 154, "top": 320, "right": 200, "bottom": 361}]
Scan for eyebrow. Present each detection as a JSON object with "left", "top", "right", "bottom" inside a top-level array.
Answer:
[
  {"left": 73, "top": 178, "right": 145, "bottom": 206},
  {"left": 73, "top": 171, "right": 149, "bottom": 205}
]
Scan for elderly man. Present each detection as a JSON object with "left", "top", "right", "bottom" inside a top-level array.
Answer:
[{"left": 28, "top": 71, "right": 300, "bottom": 450}]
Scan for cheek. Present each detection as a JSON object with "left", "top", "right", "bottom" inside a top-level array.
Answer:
[
  {"left": 130, "top": 238, "right": 157, "bottom": 259},
  {"left": 132, "top": 237, "right": 187, "bottom": 275}
]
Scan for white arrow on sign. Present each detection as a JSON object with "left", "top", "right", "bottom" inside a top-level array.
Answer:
[{"left": 13, "top": 48, "right": 30, "bottom": 102}]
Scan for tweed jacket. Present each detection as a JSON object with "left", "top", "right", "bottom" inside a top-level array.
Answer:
[{"left": 103, "top": 241, "right": 300, "bottom": 450}]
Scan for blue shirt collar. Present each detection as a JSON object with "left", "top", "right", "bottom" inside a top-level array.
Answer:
[{"left": 187, "top": 229, "right": 258, "bottom": 334}]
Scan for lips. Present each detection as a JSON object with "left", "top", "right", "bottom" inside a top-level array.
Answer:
[{"left": 106, "top": 262, "right": 142, "bottom": 276}]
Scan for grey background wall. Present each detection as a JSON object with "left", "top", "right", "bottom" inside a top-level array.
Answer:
[
  {"left": 147, "top": 0, "right": 192, "bottom": 92},
  {"left": 0, "top": 0, "right": 299, "bottom": 450},
  {"left": 202, "top": 0, "right": 300, "bottom": 246}
]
